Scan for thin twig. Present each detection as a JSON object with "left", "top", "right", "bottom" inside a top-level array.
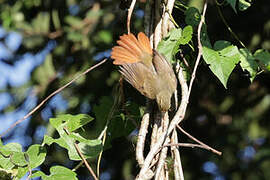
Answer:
[
  {"left": 0, "top": 59, "right": 107, "bottom": 138},
  {"left": 97, "top": 129, "right": 106, "bottom": 178},
  {"left": 216, "top": 3, "right": 246, "bottom": 48},
  {"left": 176, "top": 125, "right": 222, "bottom": 155},
  {"left": 63, "top": 127, "right": 98, "bottom": 180},
  {"left": 164, "top": 143, "right": 220, "bottom": 153},
  {"left": 72, "top": 161, "right": 84, "bottom": 171},
  {"left": 97, "top": 82, "right": 122, "bottom": 176},
  {"left": 26, "top": 166, "right": 32, "bottom": 180},
  {"left": 166, "top": 10, "right": 179, "bottom": 28},
  {"left": 164, "top": 0, "right": 179, "bottom": 32},
  {"left": 187, "top": 2, "right": 208, "bottom": 98},
  {"left": 127, "top": 0, "right": 137, "bottom": 34},
  {"left": 179, "top": 49, "right": 192, "bottom": 73}
]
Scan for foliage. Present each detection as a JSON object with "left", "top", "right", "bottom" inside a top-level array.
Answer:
[
  {"left": 0, "top": 0, "right": 270, "bottom": 179},
  {"left": 202, "top": 41, "right": 240, "bottom": 88}
]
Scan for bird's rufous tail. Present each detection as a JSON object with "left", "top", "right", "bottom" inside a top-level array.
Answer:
[{"left": 111, "top": 32, "right": 152, "bottom": 65}]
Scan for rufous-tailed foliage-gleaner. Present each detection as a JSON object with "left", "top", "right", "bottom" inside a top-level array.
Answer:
[{"left": 111, "top": 32, "right": 177, "bottom": 112}]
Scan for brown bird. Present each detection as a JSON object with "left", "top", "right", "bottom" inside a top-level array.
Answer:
[{"left": 111, "top": 32, "right": 177, "bottom": 111}]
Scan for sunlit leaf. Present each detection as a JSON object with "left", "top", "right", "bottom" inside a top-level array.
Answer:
[
  {"left": 239, "top": 0, "right": 251, "bottom": 11},
  {"left": 202, "top": 41, "right": 240, "bottom": 88},
  {"left": 239, "top": 48, "right": 258, "bottom": 82},
  {"left": 0, "top": 143, "right": 27, "bottom": 167},
  {"left": 157, "top": 28, "right": 182, "bottom": 61},
  {"left": 32, "top": 166, "right": 78, "bottom": 180},
  {"left": 179, "top": 25, "right": 193, "bottom": 45},
  {"left": 26, "top": 144, "right": 47, "bottom": 169},
  {"left": 226, "top": 0, "right": 251, "bottom": 12},
  {"left": 43, "top": 114, "right": 102, "bottom": 160}
]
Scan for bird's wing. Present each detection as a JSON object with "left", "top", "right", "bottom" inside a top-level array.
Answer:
[
  {"left": 152, "top": 50, "right": 177, "bottom": 92},
  {"left": 119, "top": 62, "right": 157, "bottom": 99}
]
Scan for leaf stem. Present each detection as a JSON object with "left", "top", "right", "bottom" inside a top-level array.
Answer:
[{"left": 216, "top": 3, "right": 246, "bottom": 48}]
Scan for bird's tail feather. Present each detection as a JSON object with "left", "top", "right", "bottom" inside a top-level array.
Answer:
[{"left": 111, "top": 32, "right": 152, "bottom": 65}]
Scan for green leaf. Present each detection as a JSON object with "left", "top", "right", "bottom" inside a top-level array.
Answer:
[
  {"left": 67, "top": 31, "right": 84, "bottom": 42},
  {"left": 226, "top": 0, "right": 237, "bottom": 13},
  {"left": 32, "top": 12, "right": 50, "bottom": 33},
  {"left": 43, "top": 135, "right": 55, "bottom": 146},
  {"left": 254, "top": 49, "right": 270, "bottom": 70},
  {"left": 91, "top": 96, "right": 135, "bottom": 149},
  {"left": 14, "top": 166, "right": 28, "bottom": 180},
  {"left": 200, "top": 24, "right": 212, "bottom": 48},
  {"left": 185, "top": 7, "right": 201, "bottom": 27},
  {"left": 0, "top": 142, "right": 42, "bottom": 179},
  {"left": 179, "top": 25, "right": 193, "bottom": 45},
  {"left": 0, "top": 143, "right": 27, "bottom": 167},
  {"left": 33, "top": 54, "right": 56, "bottom": 86},
  {"left": 43, "top": 114, "right": 102, "bottom": 160},
  {"left": 226, "top": 0, "right": 251, "bottom": 12},
  {"left": 0, "top": 143, "right": 22, "bottom": 156},
  {"left": 105, "top": 111, "right": 135, "bottom": 148},
  {"left": 239, "top": 0, "right": 251, "bottom": 11},
  {"left": 26, "top": 144, "right": 47, "bottom": 169},
  {"left": 86, "top": 8, "right": 103, "bottom": 18},
  {"left": 91, "top": 96, "right": 115, "bottom": 137},
  {"left": 23, "top": 36, "right": 44, "bottom": 49},
  {"left": 0, "top": 155, "right": 14, "bottom": 170},
  {"left": 32, "top": 166, "right": 78, "bottom": 180},
  {"left": 10, "top": 152, "right": 27, "bottom": 167},
  {"left": 239, "top": 48, "right": 258, "bottom": 82},
  {"left": 157, "top": 28, "right": 182, "bottom": 61},
  {"left": 50, "top": 114, "right": 94, "bottom": 132},
  {"left": 202, "top": 41, "right": 241, "bottom": 88},
  {"left": 65, "top": 16, "right": 83, "bottom": 28},
  {"left": 97, "top": 30, "right": 112, "bottom": 44}
]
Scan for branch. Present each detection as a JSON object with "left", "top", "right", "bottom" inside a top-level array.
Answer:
[
  {"left": 63, "top": 127, "right": 98, "bottom": 180},
  {"left": 136, "top": 111, "right": 150, "bottom": 167},
  {"left": 127, "top": 0, "right": 137, "bottom": 34},
  {"left": 26, "top": 166, "right": 32, "bottom": 180},
  {"left": 177, "top": 125, "right": 222, "bottom": 155},
  {"left": 154, "top": 112, "right": 170, "bottom": 180},
  {"left": 162, "top": 0, "right": 176, "bottom": 35},
  {"left": 171, "top": 129, "right": 184, "bottom": 180},
  {"left": 165, "top": 143, "right": 220, "bottom": 153},
  {"left": 153, "top": 0, "right": 163, "bottom": 49},
  {"left": 136, "top": 2, "right": 208, "bottom": 178},
  {"left": 0, "top": 59, "right": 107, "bottom": 138},
  {"left": 136, "top": 64, "right": 188, "bottom": 180},
  {"left": 187, "top": 2, "right": 208, "bottom": 98},
  {"left": 154, "top": 136, "right": 169, "bottom": 180}
]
